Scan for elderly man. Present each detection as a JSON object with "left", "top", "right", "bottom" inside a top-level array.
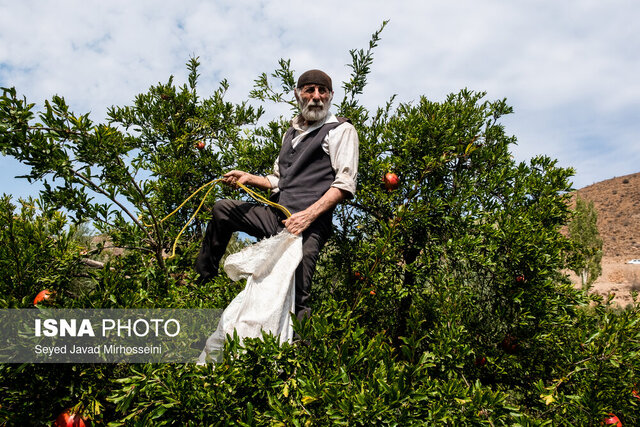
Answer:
[{"left": 195, "top": 69, "right": 359, "bottom": 320}]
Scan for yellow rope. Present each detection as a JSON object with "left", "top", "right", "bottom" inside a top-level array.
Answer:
[
  {"left": 139, "top": 178, "right": 291, "bottom": 259},
  {"left": 236, "top": 182, "right": 292, "bottom": 218}
]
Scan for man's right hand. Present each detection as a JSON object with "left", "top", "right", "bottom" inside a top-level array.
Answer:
[
  {"left": 222, "top": 170, "right": 251, "bottom": 188},
  {"left": 222, "top": 170, "right": 273, "bottom": 190}
]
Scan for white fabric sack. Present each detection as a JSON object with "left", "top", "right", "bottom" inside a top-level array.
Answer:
[{"left": 197, "top": 230, "right": 303, "bottom": 364}]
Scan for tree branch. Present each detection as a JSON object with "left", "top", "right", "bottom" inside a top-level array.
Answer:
[
  {"left": 115, "top": 156, "right": 163, "bottom": 239},
  {"left": 70, "top": 168, "right": 151, "bottom": 239}
]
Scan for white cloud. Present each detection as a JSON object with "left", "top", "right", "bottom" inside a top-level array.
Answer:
[{"left": 1, "top": 0, "right": 639, "bottom": 198}]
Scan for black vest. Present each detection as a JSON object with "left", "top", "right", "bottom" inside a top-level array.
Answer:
[{"left": 275, "top": 119, "right": 347, "bottom": 217}]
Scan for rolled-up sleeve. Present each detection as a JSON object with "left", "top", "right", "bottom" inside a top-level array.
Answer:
[
  {"left": 265, "top": 158, "right": 280, "bottom": 191},
  {"left": 326, "top": 123, "right": 359, "bottom": 198}
]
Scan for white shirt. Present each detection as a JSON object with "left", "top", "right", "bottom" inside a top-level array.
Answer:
[{"left": 266, "top": 112, "right": 359, "bottom": 197}]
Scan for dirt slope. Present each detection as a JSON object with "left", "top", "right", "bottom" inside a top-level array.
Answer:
[{"left": 569, "top": 172, "right": 640, "bottom": 306}]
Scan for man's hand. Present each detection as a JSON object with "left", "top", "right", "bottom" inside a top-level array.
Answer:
[
  {"left": 222, "top": 170, "right": 272, "bottom": 190},
  {"left": 282, "top": 210, "right": 315, "bottom": 235},
  {"left": 222, "top": 170, "right": 250, "bottom": 187},
  {"left": 281, "top": 187, "right": 349, "bottom": 235}
]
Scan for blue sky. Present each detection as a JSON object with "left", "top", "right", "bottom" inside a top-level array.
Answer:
[{"left": 1, "top": 0, "right": 639, "bottom": 202}]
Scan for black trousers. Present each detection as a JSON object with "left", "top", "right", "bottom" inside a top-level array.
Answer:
[{"left": 194, "top": 199, "right": 330, "bottom": 320}]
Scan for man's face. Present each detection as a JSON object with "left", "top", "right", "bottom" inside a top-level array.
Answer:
[{"left": 296, "top": 84, "right": 333, "bottom": 123}]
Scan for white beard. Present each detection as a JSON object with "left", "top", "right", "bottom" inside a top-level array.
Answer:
[{"left": 299, "top": 94, "right": 332, "bottom": 122}]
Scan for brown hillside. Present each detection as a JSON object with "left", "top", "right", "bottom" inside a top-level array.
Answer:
[
  {"left": 573, "top": 172, "right": 640, "bottom": 258},
  {"left": 568, "top": 172, "right": 640, "bottom": 307}
]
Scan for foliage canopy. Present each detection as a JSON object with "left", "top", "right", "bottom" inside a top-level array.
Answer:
[{"left": 0, "top": 23, "right": 638, "bottom": 425}]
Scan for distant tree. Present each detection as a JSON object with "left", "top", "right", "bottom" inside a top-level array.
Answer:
[{"left": 568, "top": 194, "right": 603, "bottom": 289}]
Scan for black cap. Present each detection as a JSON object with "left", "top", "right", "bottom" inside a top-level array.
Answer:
[{"left": 297, "top": 69, "right": 332, "bottom": 91}]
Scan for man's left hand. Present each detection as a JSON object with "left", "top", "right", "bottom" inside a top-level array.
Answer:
[
  {"left": 281, "top": 187, "right": 348, "bottom": 235},
  {"left": 282, "top": 210, "right": 315, "bottom": 235}
]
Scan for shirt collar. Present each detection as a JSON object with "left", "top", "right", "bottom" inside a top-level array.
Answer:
[{"left": 292, "top": 111, "right": 337, "bottom": 133}]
